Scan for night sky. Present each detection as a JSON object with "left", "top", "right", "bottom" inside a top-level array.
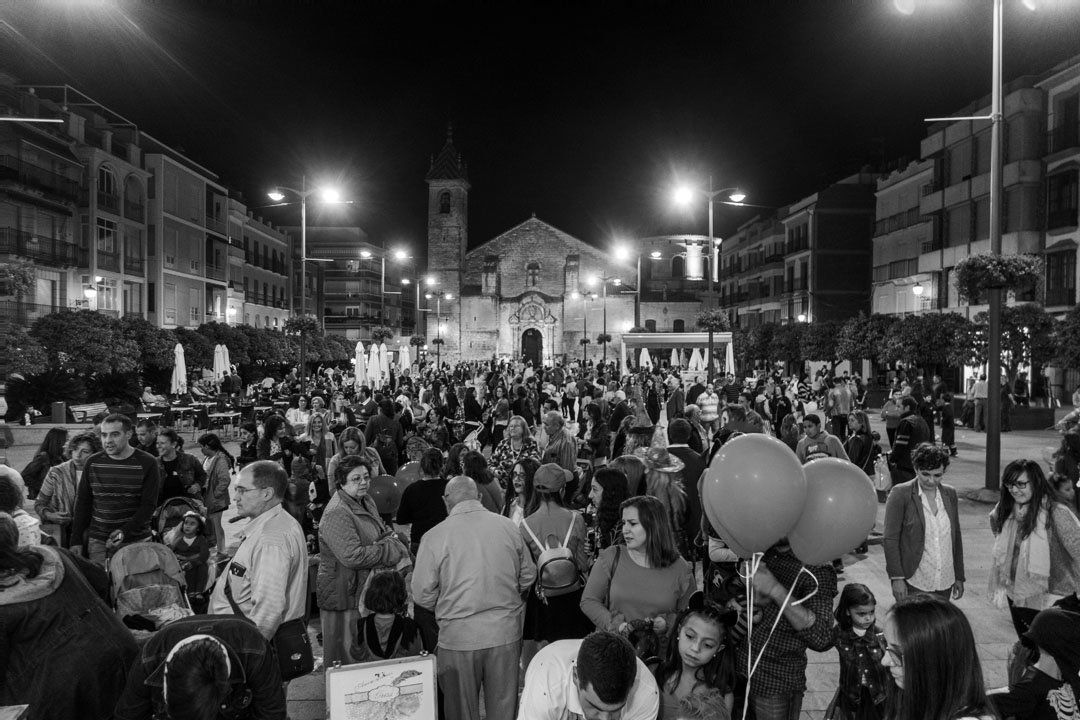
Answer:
[{"left": 3, "top": 0, "right": 1079, "bottom": 251}]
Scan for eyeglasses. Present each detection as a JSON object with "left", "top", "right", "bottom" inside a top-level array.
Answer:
[
  {"left": 884, "top": 644, "right": 904, "bottom": 667},
  {"left": 234, "top": 485, "right": 260, "bottom": 495},
  {"left": 1006, "top": 480, "right": 1031, "bottom": 491}
]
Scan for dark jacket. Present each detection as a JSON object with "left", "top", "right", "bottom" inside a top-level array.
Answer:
[
  {"left": 890, "top": 412, "right": 930, "bottom": 477},
  {"left": 113, "top": 614, "right": 285, "bottom": 720},
  {"left": 0, "top": 546, "right": 138, "bottom": 719},
  {"left": 158, "top": 451, "right": 208, "bottom": 504},
  {"left": 667, "top": 445, "right": 705, "bottom": 543},
  {"left": 883, "top": 479, "right": 965, "bottom": 584}
]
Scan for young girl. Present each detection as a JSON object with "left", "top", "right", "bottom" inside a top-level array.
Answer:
[
  {"left": 169, "top": 511, "right": 210, "bottom": 610},
  {"left": 351, "top": 570, "right": 424, "bottom": 662},
  {"left": 654, "top": 593, "right": 737, "bottom": 720},
  {"left": 826, "top": 583, "right": 888, "bottom": 720}
]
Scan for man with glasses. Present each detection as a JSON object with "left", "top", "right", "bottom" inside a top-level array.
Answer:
[
  {"left": 209, "top": 460, "right": 308, "bottom": 641},
  {"left": 884, "top": 443, "right": 965, "bottom": 602}
]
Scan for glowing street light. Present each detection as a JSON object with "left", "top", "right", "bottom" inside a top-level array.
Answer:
[{"left": 672, "top": 178, "right": 746, "bottom": 296}]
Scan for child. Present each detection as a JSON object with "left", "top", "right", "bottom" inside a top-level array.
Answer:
[
  {"left": 826, "top": 583, "right": 888, "bottom": 720},
  {"left": 170, "top": 511, "right": 210, "bottom": 606},
  {"left": 237, "top": 422, "right": 258, "bottom": 469},
  {"left": 351, "top": 570, "right": 423, "bottom": 662},
  {"left": 654, "top": 592, "right": 737, "bottom": 720}
]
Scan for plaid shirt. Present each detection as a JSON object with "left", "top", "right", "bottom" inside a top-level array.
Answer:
[{"left": 736, "top": 548, "right": 837, "bottom": 697}]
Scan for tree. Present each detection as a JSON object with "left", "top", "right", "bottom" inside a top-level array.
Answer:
[
  {"left": 121, "top": 316, "right": 176, "bottom": 372},
  {"left": 31, "top": 310, "right": 140, "bottom": 376},
  {"left": 800, "top": 320, "right": 842, "bottom": 370},
  {"left": 769, "top": 323, "right": 804, "bottom": 368},
  {"left": 322, "top": 334, "right": 353, "bottom": 363},
  {"left": 371, "top": 326, "right": 394, "bottom": 344},
  {"left": 0, "top": 325, "right": 48, "bottom": 376},
  {"left": 880, "top": 313, "right": 975, "bottom": 372},
  {"left": 745, "top": 323, "right": 777, "bottom": 368},
  {"left": 173, "top": 327, "right": 214, "bottom": 371},
  {"left": 0, "top": 259, "right": 36, "bottom": 297},
  {"left": 1057, "top": 303, "right": 1080, "bottom": 371},
  {"left": 696, "top": 308, "right": 730, "bottom": 383},
  {"left": 836, "top": 313, "right": 898, "bottom": 366},
  {"left": 197, "top": 321, "right": 252, "bottom": 367},
  {"left": 970, "top": 303, "right": 1056, "bottom": 386},
  {"left": 237, "top": 325, "right": 291, "bottom": 368}
]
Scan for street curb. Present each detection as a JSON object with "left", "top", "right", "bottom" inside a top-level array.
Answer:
[{"left": 961, "top": 487, "right": 1001, "bottom": 505}]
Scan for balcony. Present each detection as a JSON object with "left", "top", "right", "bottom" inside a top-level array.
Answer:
[
  {"left": 874, "top": 207, "right": 923, "bottom": 237},
  {"left": 97, "top": 249, "right": 120, "bottom": 272},
  {"left": 1047, "top": 123, "right": 1080, "bottom": 155},
  {"left": 124, "top": 199, "right": 145, "bottom": 223},
  {"left": 205, "top": 214, "right": 227, "bottom": 235},
  {"left": 1048, "top": 207, "right": 1078, "bottom": 231},
  {"left": 0, "top": 300, "right": 61, "bottom": 325},
  {"left": 0, "top": 227, "right": 79, "bottom": 267},
  {"left": 1046, "top": 287, "right": 1076, "bottom": 307},
  {"left": 0, "top": 155, "right": 79, "bottom": 202},
  {"left": 205, "top": 262, "right": 227, "bottom": 282},
  {"left": 97, "top": 190, "right": 119, "bottom": 215},
  {"left": 124, "top": 254, "right": 145, "bottom": 275}
]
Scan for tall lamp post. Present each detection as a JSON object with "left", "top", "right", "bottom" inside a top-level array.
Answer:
[
  {"left": 614, "top": 244, "right": 663, "bottom": 328},
  {"left": 896, "top": 0, "right": 1034, "bottom": 491},
  {"left": 673, "top": 179, "right": 746, "bottom": 297},
  {"left": 425, "top": 291, "right": 454, "bottom": 369},
  {"left": 570, "top": 291, "right": 598, "bottom": 363},
  {"left": 267, "top": 178, "right": 342, "bottom": 394},
  {"left": 587, "top": 273, "right": 622, "bottom": 364},
  {"left": 360, "top": 247, "right": 413, "bottom": 332}
]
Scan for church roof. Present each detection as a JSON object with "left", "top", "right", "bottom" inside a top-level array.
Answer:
[
  {"left": 466, "top": 215, "right": 603, "bottom": 259},
  {"left": 425, "top": 124, "right": 468, "bottom": 182}
]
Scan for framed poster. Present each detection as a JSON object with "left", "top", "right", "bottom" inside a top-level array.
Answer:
[{"left": 326, "top": 653, "right": 437, "bottom": 720}]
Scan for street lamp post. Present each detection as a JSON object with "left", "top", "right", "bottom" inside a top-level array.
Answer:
[
  {"left": 615, "top": 245, "right": 663, "bottom": 328},
  {"left": 571, "top": 291, "right": 598, "bottom": 363},
  {"left": 588, "top": 274, "right": 621, "bottom": 364},
  {"left": 674, "top": 179, "right": 746, "bottom": 298},
  {"left": 425, "top": 291, "right": 453, "bottom": 370},
  {"left": 267, "top": 177, "right": 342, "bottom": 395}
]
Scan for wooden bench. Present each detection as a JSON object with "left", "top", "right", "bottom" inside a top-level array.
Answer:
[{"left": 69, "top": 402, "right": 109, "bottom": 423}]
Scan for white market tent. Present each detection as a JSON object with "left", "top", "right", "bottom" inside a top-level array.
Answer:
[{"left": 620, "top": 332, "right": 733, "bottom": 381}]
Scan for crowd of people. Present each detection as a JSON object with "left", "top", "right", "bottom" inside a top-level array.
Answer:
[{"left": 1, "top": 354, "right": 1080, "bottom": 720}]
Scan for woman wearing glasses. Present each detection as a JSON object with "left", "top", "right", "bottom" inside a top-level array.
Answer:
[
  {"left": 883, "top": 443, "right": 965, "bottom": 602},
  {"left": 881, "top": 594, "right": 995, "bottom": 720},
  {"left": 988, "top": 459, "right": 1080, "bottom": 639}
]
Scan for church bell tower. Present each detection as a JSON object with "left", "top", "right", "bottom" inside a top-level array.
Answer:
[{"left": 425, "top": 125, "right": 469, "bottom": 364}]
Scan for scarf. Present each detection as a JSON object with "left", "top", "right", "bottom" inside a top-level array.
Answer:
[{"left": 988, "top": 503, "right": 1052, "bottom": 609}]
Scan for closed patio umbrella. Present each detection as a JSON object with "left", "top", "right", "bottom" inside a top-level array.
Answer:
[
  {"left": 354, "top": 341, "right": 367, "bottom": 389},
  {"left": 171, "top": 343, "right": 187, "bottom": 395}
]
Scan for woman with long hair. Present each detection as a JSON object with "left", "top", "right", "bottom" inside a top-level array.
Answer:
[
  {"left": 489, "top": 386, "right": 511, "bottom": 449},
  {"left": 35, "top": 430, "right": 102, "bottom": 547},
  {"left": 844, "top": 410, "right": 878, "bottom": 476},
  {"left": 299, "top": 412, "right": 338, "bottom": 499},
  {"left": 196, "top": 432, "right": 234, "bottom": 550},
  {"left": 490, "top": 414, "right": 541, "bottom": 488},
  {"left": 285, "top": 395, "right": 312, "bottom": 428},
  {"left": 579, "top": 403, "right": 611, "bottom": 468},
  {"left": 19, "top": 427, "right": 68, "bottom": 499},
  {"left": 587, "top": 467, "right": 631, "bottom": 555},
  {"left": 0, "top": 512, "right": 138, "bottom": 717},
  {"left": 609, "top": 454, "right": 647, "bottom": 498},
  {"left": 580, "top": 495, "right": 696, "bottom": 656},
  {"left": 461, "top": 450, "right": 504, "bottom": 514},
  {"left": 156, "top": 428, "right": 208, "bottom": 504},
  {"left": 502, "top": 457, "right": 539, "bottom": 526},
  {"left": 257, "top": 414, "right": 294, "bottom": 474},
  {"left": 326, "top": 426, "right": 366, "bottom": 500},
  {"left": 881, "top": 594, "right": 995, "bottom": 720},
  {"left": 988, "top": 459, "right": 1080, "bottom": 639},
  {"left": 779, "top": 413, "right": 802, "bottom": 454}
]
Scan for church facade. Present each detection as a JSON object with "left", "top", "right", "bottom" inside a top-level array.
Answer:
[{"left": 425, "top": 131, "right": 711, "bottom": 366}]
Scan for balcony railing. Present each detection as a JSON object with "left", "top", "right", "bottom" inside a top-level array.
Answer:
[
  {"left": 1046, "top": 287, "right": 1076, "bottom": 306},
  {"left": 97, "top": 190, "right": 119, "bottom": 214},
  {"left": 0, "top": 300, "right": 61, "bottom": 325},
  {"left": 124, "top": 255, "right": 145, "bottom": 275},
  {"left": 1048, "top": 207, "right": 1078, "bottom": 230},
  {"left": 97, "top": 249, "right": 120, "bottom": 272},
  {"left": 0, "top": 227, "right": 79, "bottom": 267},
  {"left": 874, "top": 207, "right": 923, "bottom": 237},
  {"left": 205, "top": 262, "right": 227, "bottom": 282},
  {"left": 124, "top": 199, "right": 145, "bottom": 222},
  {"left": 1047, "top": 123, "right": 1080, "bottom": 155},
  {"left": 0, "top": 155, "right": 80, "bottom": 202}
]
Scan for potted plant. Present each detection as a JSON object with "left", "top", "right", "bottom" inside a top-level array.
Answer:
[
  {"left": 954, "top": 253, "right": 1042, "bottom": 304},
  {"left": 370, "top": 326, "right": 394, "bottom": 344},
  {"left": 696, "top": 308, "right": 731, "bottom": 384}
]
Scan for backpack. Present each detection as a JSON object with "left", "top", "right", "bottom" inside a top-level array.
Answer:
[{"left": 522, "top": 514, "right": 583, "bottom": 603}]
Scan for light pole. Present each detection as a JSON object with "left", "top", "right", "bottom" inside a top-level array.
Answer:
[
  {"left": 267, "top": 178, "right": 342, "bottom": 394},
  {"left": 615, "top": 244, "right": 663, "bottom": 328},
  {"left": 361, "top": 247, "right": 413, "bottom": 333},
  {"left": 588, "top": 274, "right": 622, "bottom": 364},
  {"left": 571, "top": 291, "right": 598, "bottom": 363},
  {"left": 674, "top": 179, "right": 746, "bottom": 297},
  {"left": 425, "top": 291, "right": 453, "bottom": 370},
  {"left": 897, "top": 0, "right": 1033, "bottom": 491}
]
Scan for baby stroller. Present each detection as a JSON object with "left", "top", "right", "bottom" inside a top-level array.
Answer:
[
  {"left": 153, "top": 495, "right": 208, "bottom": 542},
  {"left": 109, "top": 542, "right": 193, "bottom": 641}
]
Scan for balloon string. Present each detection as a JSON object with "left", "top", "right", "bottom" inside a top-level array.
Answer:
[
  {"left": 739, "top": 552, "right": 762, "bottom": 720},
  {"left": 790, "top": 565, "right": 819, "bottom": 607},
  {"left": 749, "top": 564, "right": 802, "bottom": 679}
]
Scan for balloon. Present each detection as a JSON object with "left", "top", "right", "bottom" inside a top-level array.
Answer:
[
  {"left": 395, "top": 461, "right": 421, "bottom": 489},
  {"left": 708, "top": 515, "right": 759, "bottom": 561},
  {"left": 788, "top": 458, "right": 878, "bottom": 566},
  {"left": 367, "top": 475, "right": 403, "bottom": 516},
  {"left": 701, "top": 433, "right": 807, "bottom": 556}
]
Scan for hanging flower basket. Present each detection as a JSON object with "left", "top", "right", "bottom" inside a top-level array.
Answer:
[
  {"left": 370, "top": 326, "right": 394, "bottom": 344},
  {"left": 580, "top": 338, "right": 591, "bottom": 346},
  {"left": 954, "top": 253, "right": 1042, "bottom": 304},
  {"left": 409, "top": 335, "right": 425, "bottom": 347},
  {"left": 431, "top": 337, "right": 445, "bottom": 346},
  {"left": 596, "top": 333, "right": 612, "bottom": 345}
]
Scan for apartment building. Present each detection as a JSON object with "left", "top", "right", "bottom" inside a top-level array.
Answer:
[
  {"left": 1042, "top": 57, "right": 1080, "bottom": 313},
  {"left": 720, "top": 173, "right": 876, "bottom": 327},
  {"left": 228, "top": 197, "right": 292, "bottom": 329}
]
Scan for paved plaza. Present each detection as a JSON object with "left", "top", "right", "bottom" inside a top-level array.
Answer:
[{"left": 0, "top": 413, "right": 1068, "bottom": 719}]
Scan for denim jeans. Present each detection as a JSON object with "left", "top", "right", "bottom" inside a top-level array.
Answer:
[{"left": 752, "top": 691, "right": 805, "bottom": 720}]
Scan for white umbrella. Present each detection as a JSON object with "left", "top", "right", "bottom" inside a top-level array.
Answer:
[
  {"left": 725, "top": 342, "right": 736, "bottom": 375},
  {"left": 398, "top": 344, "right": 410, "bottom": 373},
  {"left": 221, "top": 344, "right": 231, "bottom": 375},
  {"left": 669, "top": 348, "right": 680, "bottom": 368},
  {"left": 688, "top": 348, "right": 704, "bottom": 371},
  {"left": 212, "top": 344, "right": 226, "bottom": 382},
  {"left": 639, "top": 348, "right": 652, "bottom": 369},
  {"left": 379, "top": 342, "right": 391, "bottom": 380},
  {"left": 171, "top": 343, "right": 187, "bottom": 395},
  {"left": 369, "top": 343, "right": 381, "bottom": 385},
  {"left": 354, "top": 341, "right": 367, "bottom": 389}
]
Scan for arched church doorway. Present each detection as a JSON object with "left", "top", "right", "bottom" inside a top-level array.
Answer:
[{"left": 522, "top": 328, "right": 542, "bottom": 366}]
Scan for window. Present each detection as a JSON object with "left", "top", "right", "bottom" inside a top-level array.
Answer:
[
  {"left": 164, "top": 283, "right": 176, "bottom": 324},
  {"left": 645, "top": 319, "right": 656, "bottom": 332},
  {"left": 673, "top": 319, "right": 685, "bottom": 332},
  {"left": 346, "top": 306, "right": 360, "bottom": 317},
  {"left": 97, "top": 166, "right": 117, "bottom": 196},
  {"left": 164, "top": 227, "right": 178, "bottom": 268},
  {"left": 946, "top": 204, "right": 971, "bottom": 247},
  {"left": 526, "top": 262, "right": 540, "bottom": 286},
  {"left": 147, "top": 282, "right": 155, "bottom": 312},
  {"left": 671, "top": 256, "right": 684, "bottom": 278},
  {"left": 1048, "top": 170, "right": 1079, "bottom": 229},
  {"left": 1046, "top": 250, "right": 1077, "bottom": 306},
  {"left": 973, "top": 196, "right": 990, "bottom": 242},
  {"left": 189, "top": 288, "right": 200, "bottom": 323},
  {"left": 439, "top": 191, "right": 451, "bottom": 214},
  {"left": 96, "top": 218, "right": 117, "bottom": 252}
]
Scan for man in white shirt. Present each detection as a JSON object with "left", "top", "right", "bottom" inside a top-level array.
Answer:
[
  {"left": 518, "top": 631, "right": 659, "bottom": 720},
  {"left": 209, "top": 460, "right": 308, "bottom": 640}
]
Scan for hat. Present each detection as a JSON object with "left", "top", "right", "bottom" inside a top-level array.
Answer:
[
  {"left": 534, "top": 463, "right": 572, "bottom": 492},
  {"left": 638, "top": 446, "right": 685, "bottom": 474}
]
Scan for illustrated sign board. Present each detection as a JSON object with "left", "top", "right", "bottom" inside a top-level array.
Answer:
[{"left": 326, "top": 653, "right": 436, "bottom": 720}]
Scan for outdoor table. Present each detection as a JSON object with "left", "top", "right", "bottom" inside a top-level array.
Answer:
[
  {"left": 170, "top": 406, "right": 196, "bottom": 437},
  {"left": 208, "top": 411, "right": 241, "bottom": 439},
  {"left": 136, "top": 412, "right": 162, "bottom": 423}
]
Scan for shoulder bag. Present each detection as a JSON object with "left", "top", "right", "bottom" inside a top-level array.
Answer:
[{"left": 223, "top": 574, "right": 314, "bottom": 680}]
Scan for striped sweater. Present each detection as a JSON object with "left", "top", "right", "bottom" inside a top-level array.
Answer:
[{"left": 71, "top": 449, "right": 161, "bottom": 543}]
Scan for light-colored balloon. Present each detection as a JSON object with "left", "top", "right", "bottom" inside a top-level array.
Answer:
[{"left": 789, "top": 458, "right": 878, "bottom": 566}]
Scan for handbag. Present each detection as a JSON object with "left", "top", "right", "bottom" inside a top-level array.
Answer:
[
  {"left": 873, "top": 455, "right": 892, "bottom": 493},
  {"left": 223, "top": 574, "right": 314, "bottom": 680}
]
